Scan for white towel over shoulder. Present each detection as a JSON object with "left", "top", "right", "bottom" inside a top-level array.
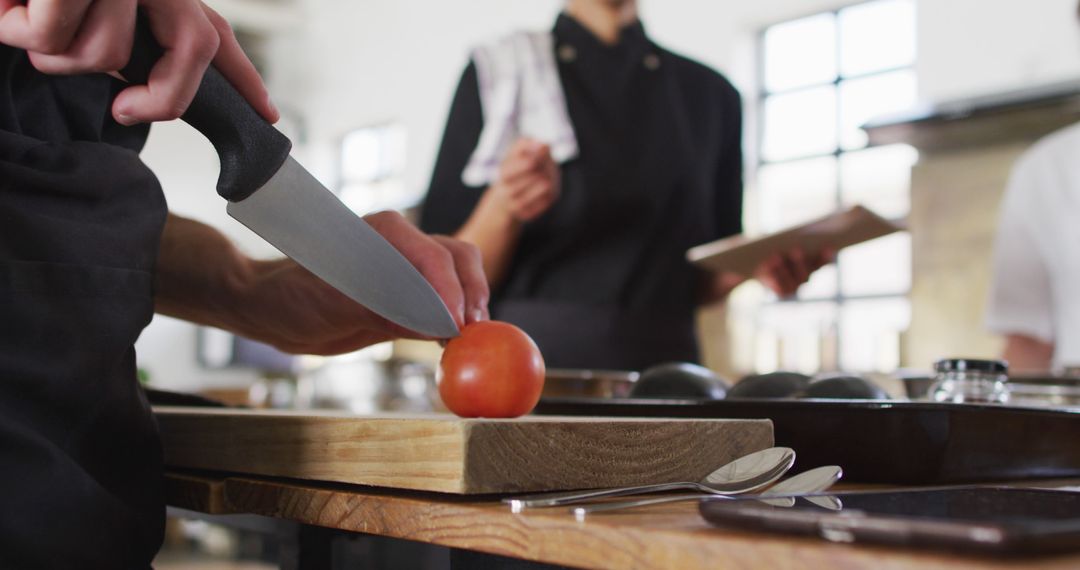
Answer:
[{"left": 462, "top": 31, "right": 579, "bottom": 188}]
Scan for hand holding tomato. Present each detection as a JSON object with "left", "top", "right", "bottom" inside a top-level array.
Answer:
[{"left": 438, "top": 321, "right": 545, "bottom": 418}]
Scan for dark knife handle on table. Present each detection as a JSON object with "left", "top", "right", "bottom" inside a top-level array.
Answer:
[{"left": 120, "top": 14, "right": 292, "bottom": 202}]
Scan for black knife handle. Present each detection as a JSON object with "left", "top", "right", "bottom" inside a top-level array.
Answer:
[{"left": 121, "top": 14, "right": 292, "bottom": 202}]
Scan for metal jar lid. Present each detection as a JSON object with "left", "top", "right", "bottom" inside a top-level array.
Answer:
[{"left": 934, "top": 358, "right": 1009, "bottom": 374}]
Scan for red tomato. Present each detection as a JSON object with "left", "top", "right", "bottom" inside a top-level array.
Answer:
[{"left": 438, "top": 321, "right": 545, "bottom": 418}]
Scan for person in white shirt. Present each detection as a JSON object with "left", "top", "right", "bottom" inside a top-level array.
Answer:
[
  {"left": 986, "top": 0, "right": 1080, "bottom": 373},
  {"left": 986, "top": 121, "right": 1080, "bottom": 372}
]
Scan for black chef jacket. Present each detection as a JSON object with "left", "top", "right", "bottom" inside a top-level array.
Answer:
[
  {"left": 0, "top": 46, "right": 167, "bottom": 568},
  {"left": 421, "top": 14, "right": 743, "bottom": 370}
]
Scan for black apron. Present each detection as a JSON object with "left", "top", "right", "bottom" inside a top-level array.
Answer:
[{"left": 1, "top": 48, "right": 167, "bottom": 569}]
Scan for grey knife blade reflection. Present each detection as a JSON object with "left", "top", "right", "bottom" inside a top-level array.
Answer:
[
  {"left": 120, "top": 19, "right": 458, "bottom": 338},
  {"left": 227, "top": 157, "right": 460, "bottom": 339}
]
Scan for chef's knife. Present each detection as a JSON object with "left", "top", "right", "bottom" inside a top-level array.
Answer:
[{"left": 121, "top": 20, "right": 459, "bottom": 339}]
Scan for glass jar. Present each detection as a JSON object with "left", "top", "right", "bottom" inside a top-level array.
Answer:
[{"left": 929, "top": 358, "right": 1010, "bottom": 404}]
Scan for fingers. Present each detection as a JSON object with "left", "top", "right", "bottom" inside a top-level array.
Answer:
[
  {"left": 510, "top": 176, "right": 560, "bottom": 221},
  {"left": 786, "top": 248, "right": 812, "bottom": 285},
  {"left": 10, "top": 0, "right": 277, "bottom": 125},
  {"left": 201, "top": 3, "right": 278, "bottom": 123},
  {"left": 0, "top": 0, "right": 93, "bottom": 54},
  {"left": 499, "top": 138, "right": 552, "bottom": 181},
  {"left": 756, "top": 254, "right": 799, "bottom": 298},
  {"left": 817, "top": 246, "right": 838, "bottom": 268},
  {"left": 27, "top": 0, "right": 136, "bottom": 75},
  {"left": 431, "top": 235, "right": 490, "bottom": 324},
  {"left": 112, "top": 0, "right": 220, "bottom": 124},
  {"left": 364, "top": 211, "right": 470, "bottom": 335},
  {"left": 495, "top": 138, "right": 560, "bottom": 221},
  {"left": 757, "top": 247, "right": 838, "bottom": 298}
]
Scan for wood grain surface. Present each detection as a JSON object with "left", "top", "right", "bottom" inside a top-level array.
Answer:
[
  {"left": 163, "top": 471, "right": 232, "bottom": 515},
  {"left": 164, "top": 471, "right": 1080, "bottom": 570},
  {"left": 687, "top": 205, "right": 902, "bottom": 277},
  {"left": 154, "top": 407, "right": 773, "bottom": 494}
]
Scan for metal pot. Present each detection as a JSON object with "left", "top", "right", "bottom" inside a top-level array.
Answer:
[
  {"left": 1007, "top": 374, "right": 1080, "bottom": 408},
  {"left": 296, "top": 356, "right": 439, "bottom": 413},
  {"left": 542, "top": 369, "right": 639, "bottom": 399}
]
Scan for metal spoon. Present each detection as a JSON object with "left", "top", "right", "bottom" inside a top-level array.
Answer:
[
  {"left": 804, "top": 494, "right": 843, "bottom": 511},
  {"left": 757, "top": 465, "right": 844, "bottom": 507},
  {"left": 571, "top": 465, "right": 842, "bottom": 517},
  {"left": 505, "top": 447, "right": 796, "bottom": 511}
]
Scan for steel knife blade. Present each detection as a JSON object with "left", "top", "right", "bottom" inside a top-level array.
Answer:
[
  {"left": 122, "top": 18, "right": 459, "bottom": 339},
  {"left": 226, "top": 157, "right": 460, "bottom": 339}
]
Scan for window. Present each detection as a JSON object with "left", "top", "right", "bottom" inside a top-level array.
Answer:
[
  {"left": 735, "top": 0, "right": 918, "bottom": 374},
  {"left": 337, "top": 123, "right": 411, "bottom": 215}
]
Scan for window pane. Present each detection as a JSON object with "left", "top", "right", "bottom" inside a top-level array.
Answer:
[
  {"left": 839, "top": 297, "right": 911, "bottom": 372},
  {"left": 838, "top": 231, "right": 911, "bottom": 296},
  {"left": 764, "top": 13, "right": 838, "bottom": 93},
  {"left": 839, "top": 0, "right": 916, "bottom": 77},
  {"left": 758, "top": 301, "right": 838, "bottom": 374},
  {"left": 840, "top": 144, "right": 917, "bottom": 219},
  {"left": 838, "top": 70, "right": 917, "bottom": 149},
  {"left": 341, "top": 129, "right": 382, "bottom": 182},
  {"left": 757, "top": 156, "right": 837, "bottom": 232},
  {"left": 341, "top": 124, "right": 407, "bottom": 183},
  {"left": 798, "top": 263, "right": 839, "bottom": 301},
  {"left": 340, "top": 179, "right": 408, "bottom": 216},
  {"left": 762, "top": 87, "right": 838, "bottom": 161}
]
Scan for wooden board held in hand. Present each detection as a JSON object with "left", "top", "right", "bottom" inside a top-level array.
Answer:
[
  {"left": 687, "top": 205, "right": 904, "bottom": 277},
  {"left": 154, "top": 407, "right": 773, "bottom": 494}
]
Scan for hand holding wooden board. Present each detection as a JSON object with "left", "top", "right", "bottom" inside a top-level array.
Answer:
[{"left": 687, "top": 205, "right": 905, "bottom": 277}]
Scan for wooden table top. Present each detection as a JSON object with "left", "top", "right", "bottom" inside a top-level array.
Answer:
[{"left": 165, "top": 470, "right": 1080, "bottom": 570}]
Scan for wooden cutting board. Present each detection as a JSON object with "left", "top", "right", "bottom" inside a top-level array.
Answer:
[{"left": 154, "top": 407, "right": 773, "bottom": 494}]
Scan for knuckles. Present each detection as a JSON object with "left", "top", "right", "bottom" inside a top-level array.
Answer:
[
  {"left": 458, "top": 241, "right": 482, "bottom": 263},
  {"left": 191, "top": 26, "right": 222, "bottom": 65},
  {"left": 25, "top": 26, "right": 74, "bottom": 56},
  {"left": 204, "top": 7, "right": 235, "bottom": 39},
  {"left": 363, "top": 210, "right": 408, "bottom": 233},
  {"left": 154, "top": 97, "right": 191, "bottom": 122},
  {"left": 93, "top": 44, "right": 132, "bottom": 73}
]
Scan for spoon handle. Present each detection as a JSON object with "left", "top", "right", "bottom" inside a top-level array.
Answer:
[
  {"left": 572, "top": 493, "right": 732, "bottom": 516},
  {"left": 572, "top": 465, "right": 843, "bottom": 516},
  {"left": 506, "top": 482, "right": 701, "bottom": 509}
]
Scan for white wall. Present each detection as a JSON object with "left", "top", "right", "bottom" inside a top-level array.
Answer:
[
  {"left": 137, "top": 120, "right": 280, "bottom": 391},
  {"left": 919, "top": 0, "right": 1080, "bottom": 101},
  {"left": 269, "top": 0, "right": 565, "bottom": 195},
  {"left": 136, "top": 0, "right": 1080, "bottom": 390},
  {"left": 643, "top": 0, "right": 1080, "bottom": 103}
]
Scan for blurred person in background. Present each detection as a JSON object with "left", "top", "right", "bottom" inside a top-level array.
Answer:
[
  {"left": 421, "top": 0, "right": 830, "bottom": 370},
  {"left": 985, "top": 0, "right": 1080, "bottom": 374}
]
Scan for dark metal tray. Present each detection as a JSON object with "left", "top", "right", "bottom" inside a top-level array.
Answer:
[{"left": 534, "top": 398, "right": 1080, "bottom": 484}]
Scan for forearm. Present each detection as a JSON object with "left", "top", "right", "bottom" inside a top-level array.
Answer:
[
  {"left": 153, "top": 211, "right": 488, "bottom": 355},
  {"left": 454, "top": 188, "right": 523, "bottom": 286},
  {"left": 153, "top": 213, "right": 257, "bottom": 331},
  {"left": 1002, "top": 334, "right": 1054, "bottom": 373},
  {"left": 698, "top": 270, "right": 749, "bottom": 305}
]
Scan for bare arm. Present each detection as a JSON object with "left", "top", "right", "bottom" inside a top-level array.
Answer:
[
  {"left": 155, "top": 213, "right": 489, "bottom": 354},
  {"left": 454, "top": 190, "right": 523, "bottom": 286},
  {"left": 154, "top": 213, "right": 253, "bottom": 329},
  {"left": 453, "top": 138, "right": 560, "bottom": 286},
  {"left": 1002, "top": 333, "right": 1054, "bottom": 373}
]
